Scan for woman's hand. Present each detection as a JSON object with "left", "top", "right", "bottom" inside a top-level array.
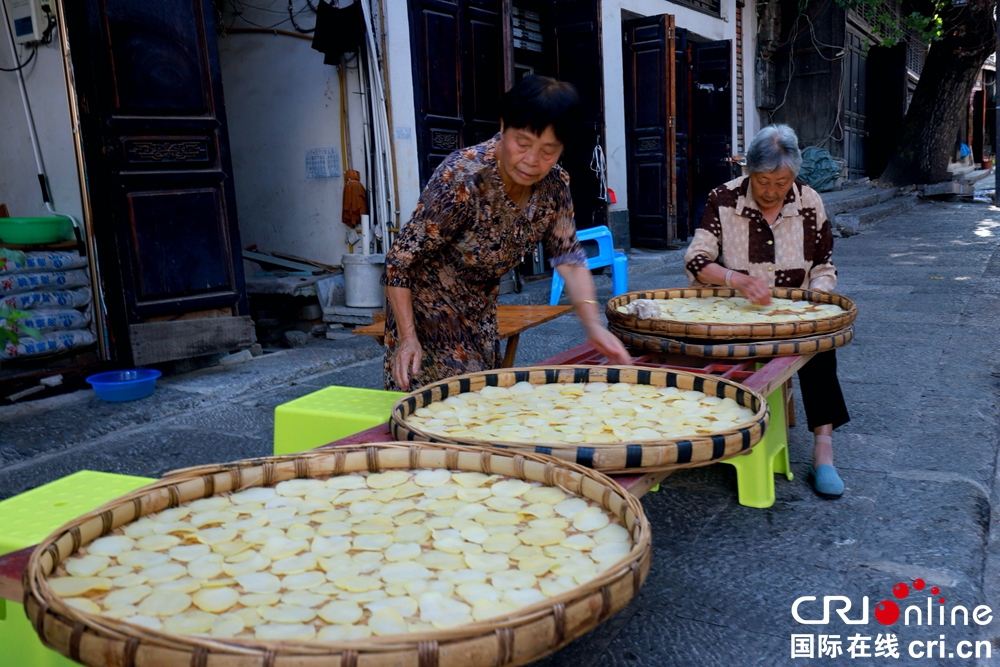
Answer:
[
  {"left": 588, "top": 327, "right": 632, "bottom": 365},
  {"left": 391, "top": 335, "right": 422, "bottom": 391},
  {"left": 732, "top": 272, "right": 772, "bottom": 306}
]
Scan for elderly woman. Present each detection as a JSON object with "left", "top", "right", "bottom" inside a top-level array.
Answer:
[
  {"left": 382, "top": 75, "right": 630, "bottom": 392},
  {"left": 684, "top": 124, "right": 850, "bottom": 498}
]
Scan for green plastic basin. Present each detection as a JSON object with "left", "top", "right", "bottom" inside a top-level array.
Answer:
[{"left": 0, "top": 217, "right": 73, "bottom": 244}]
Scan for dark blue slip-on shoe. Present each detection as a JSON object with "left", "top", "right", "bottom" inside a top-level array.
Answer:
[{"left": 808, "top": 464, "right": 844, "bottom": 499}]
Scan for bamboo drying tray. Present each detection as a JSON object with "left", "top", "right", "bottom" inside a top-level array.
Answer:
[
  {"left": 606, "top": 287, "right": 857, "bottom": 341},
  {"left": 24, "top": 443, "right": 651, "bottom": 667},
  {"left": 390, "top": 365, "right": 769, "bottom": 473},
  {"left": 609, "top": 324, "right": 855, "bottom": 359}
]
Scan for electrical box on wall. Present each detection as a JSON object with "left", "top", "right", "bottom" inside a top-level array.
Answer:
[{"left": 5, "top": 0, "right": 53, "bottom": 45}]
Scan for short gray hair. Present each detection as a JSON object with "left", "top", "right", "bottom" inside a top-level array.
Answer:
[{"left": 747, "top": 124, "right": 802, "bottom": 177}]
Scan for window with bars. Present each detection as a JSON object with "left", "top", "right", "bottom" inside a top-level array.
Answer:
[
  {"left": 671, "top": 0, "right": 721, "bottom": 17},
  {"left": 906, "top": 29, "right": 928, "bottom": 76}
]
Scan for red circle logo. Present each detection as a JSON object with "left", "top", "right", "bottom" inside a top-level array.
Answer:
[
  {"left": 913, "top": 578, "right": 926, "bottom": 590},
  {"left": 893, "top": 583, "right": 909, "bottom": 599},
  {"left": 875, "top": 600, "right": 900, "bottom": 625}
]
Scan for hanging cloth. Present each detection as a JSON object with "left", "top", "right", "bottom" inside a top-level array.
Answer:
[{"left": 342, "top": 169, "right": 368, "bottom": 228}]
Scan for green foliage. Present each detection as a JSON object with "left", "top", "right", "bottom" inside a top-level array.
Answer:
[
  {"left": 832, "top": 0, "right": 946, "bottom": 47},
  {"left": 0, "top": 304, "right": 41, "bottom": 365}
]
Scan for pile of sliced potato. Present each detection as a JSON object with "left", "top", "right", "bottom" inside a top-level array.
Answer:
[
  {"left": 404, "top": 381, "right": 757, "bottom": 444},
  {"left": 49, "top": 470, "right": 632, "bottom": 641},
  {"left": 618, "top": 296, "right": 843, "bottom": 323}
]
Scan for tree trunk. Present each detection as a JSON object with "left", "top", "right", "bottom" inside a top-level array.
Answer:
[{"left": 879, "top": 0, "right": 996, "bottom": 185}]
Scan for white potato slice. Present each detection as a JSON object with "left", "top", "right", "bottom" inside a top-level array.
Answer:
[
  {"left": 276, "top": 479, "right": 326, "bottom": 496},
  {"left": 100, "top": 605, "right": 138, "bottom": 620},
  {"left": 190, "top": 510, "right": 238, "bottom": 528},
  {"left": 404, "top": 580, "right": 428, "bottom": 598},
  {"left": 518, "top": 555, "right": 558, "bottom": 576},
  {"left": 367, "top": 595, "right": 418, "bottom": 618},
  {"left": 151, "top": 507, "right": 191, "bottom": 523},
  {"left": 393, "top": 524, "right": 431, "bottom": 544},
  {"left": 491, "top": 569, "right": 537, "bottom": 590},
  {"left": 379, "top": 499, "right": 415, "bottom": 517},
  {"left": 187, "top": 553, "right": 224, "bottom": 580},
  {"left": 312, "top": 535, "right": 351, "bottom": 557},
  {"left": 230, "top": 516, "right": 268, "bottom": 533},
  {"left": 338, "top": 489, "right": 375, "bottom": 504},
  {"left": 192, "top": 587, "right": 239, "bottom": 613},
  {"left": 340, "top": 589, "right": 388, "bottom": 603},
  {"left": 281, "top": 590, "right": 327, "bottom": 608},
  {"left": 313, "top": 509, "right": 348, "bottom": 523},
  {"left": 561, "top": 534, "right": 596, "bottom": 551},
  {"left": 317, "top": 558, "right": 361, "bottom": 579},
  {"left": 104, "top": 585, "right": 153, "bottom": 608},
  {"left": 553, "top": 498, "right": 589, "bottom": 518},
  {"left": 168, "top": 544, "right": 210, "bottom": 563},
  {"left": 211, "top": 540, "right": 252, "bottom": 557},
  {"left": 543, "top": 545, "right": 575, "bottom": 559},
  {"left": 318, "top": 599, "right": 364, "bottom": 624},
  {"left": 456, "top": 488, "right": 492, "bottom": 503},
  {"left": 385, "top": 542, "right": 421, "bottom": 562},
  {"left": 490, "top": 480, "right": 531, "bottom": 498},
  {"left": 367, "top": 471, "right": 410, "bottom": 489},
  {"left": 424, "top": 484, "right": 458, "bottom": 500},
  {"left": 255, "top": 623, "right": 316, "bottom": 640},
  {"left": 66, "top": 555, "right": 110, "bottom": 577},
  {"left": 271, "top": 553, "right": 317, "bottom": 575},
  {"left": 196, "top": 527, "right": 238, "bottom": 545},
  {"left": 540, "top": 575, "right": 578, "bottom": 597},
  {"left": 327, "top": 474, "right": 367, "bottom": 490},
  {"left": 259, "top": 603, "right": 317, "bottom": 624},
  {"left": 368, "top": 607, "right": 408, "bottom": 635},
  {"left": 417, "top": 550, "right": 466, "bottom": 571},
  {"left": 111, "top": 573, "right": 148, "bottom": 588},
  {"left": 260, "top": 536, "right": 308, "bottom": 560},
  {"left": 523, "top": 486, "right": 566, "bottom": 506},
  {"left": 474, "top": 512, "right": 520, "bottom": 527},
  {"left": 334, "top": 575, "right": 381, "bottom": 592},
  {"left": 464, "top": 552, "right": 508, "bottom": 573},
  {"left": 573, "top": 507, "right": 610, "bottom": 532},
  {"left": 591, "top": 542, "right": 632, "bottom": 564},
  {"left": 502, "top": 588, "right": 546, "bottom": 606},
  {"left": 102, "top": 565, "right": 133, "bottom": 579},
  {"left": 316, "top": 521, "right": 351, "bottom": 537},
  {"left": 229, "top": 487, "right": 277, "bottom": 503},
  {"left": 87, "top": 536, "right": 135, "bottom": 557},
  {"left": 518, "top": 503, "right": 554, "bottom": 519},
  {"left": 593, "top": 523, "right": 631, "bottom": 545},
  {"left": 482, "top": 534, "right": 521, "bottom": 554},
  {"left": 459, "top": 525, "right": 490, "bottom": 544},
  {"left": 413, "top": 469, "right": 451, "bottom": 487},
  {"left": 418, "top": 592, "right": 471, "bottom": 624},
  {"left": 153, "top": 577, "right": 203, "bottom": 594},
  {"left": 452, "top": 472, "right": 491, "bottom": 488},
  {"left": 142, "top": 562, "right": 187, "bottom": 584},
  {"left": 235, "top": 606, "right": 266, "bottom": 627},
  {"left": 153, "top": 521, "right": 197, "bottom": 535},
  {"left": 136, "top": 590, "right": 191, "bottom": 617},
  {"left": 529, "top": 518, "right": 569, "bottom": 531},
  {"left": 282, "top": 571, "right": 326, "bottom": 591},
  {"left": 456, "top": 582, "right": 501, "bottom": 605},
  {"left": 318, "top": 625, "right": 372, "bottom": 641},
  {"left": 123, "top": 519, "right": 156, "bottom": 539},
  {"left": 518, "top": 528, "right": 566, "bottom": 547},
  {"left": 118, "top": 550, "right": 170, "bottom": 568},
  {"left": 484, "top": 497, "right": 523, "bottom": 513},
  {"left": 379, "top": 561, "right": 432, "bottom": 583},
  {"left": 353, "top": 552, "right": 385, "bottom": 573},
  {"left": 210, "top": 613, "right": 245, "bottom": 637},
  {"left": 236, "top": 572, "right": 281, "bottom": 594},
  {"left": 352, "top": 520, "right": 394, "bottom": 535},
  {"left": 239, "top": 593, "right": 281, "bottom": 607},
  {"left": 64, "top": 597, "right": 101, "bottom": 615},
  {"left": 188, "top": 496, "right": 230, "bottom": 513},
  {"left": 472, "top": 599, "right": 519, "bottom": 621}
]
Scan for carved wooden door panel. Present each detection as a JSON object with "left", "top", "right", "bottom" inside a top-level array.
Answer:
[{"left": 66, "top": 0, "right": 251, "bottom": 365}]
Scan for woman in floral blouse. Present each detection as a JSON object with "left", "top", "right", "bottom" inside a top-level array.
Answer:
[
  {"left": 382, "top": 76, "right": 630, "bottom": 393},
  {"left": 684, "top": 124, "right": 850, "bottom": 499}
]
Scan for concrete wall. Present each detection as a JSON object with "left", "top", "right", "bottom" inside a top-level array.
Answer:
[
  {"left": 218, "top": 0, "right": 371, "bottom": 267},
  {"left": 0, "top": 28, "right": 83, "bottom": 222},
  {"left": 383, "top": 0, "right": 421, "bottom": 230}
]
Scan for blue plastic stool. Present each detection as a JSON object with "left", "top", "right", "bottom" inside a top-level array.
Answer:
[{"left": 550, "top": 225, "right": 628, "bottom": 305}]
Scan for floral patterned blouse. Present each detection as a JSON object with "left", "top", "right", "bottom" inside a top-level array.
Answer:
[{"left": 380, "top": 135, "right": 587, "bottom": 391}]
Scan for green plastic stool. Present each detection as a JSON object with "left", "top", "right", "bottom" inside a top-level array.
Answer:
[
  {"left": 273, "top": 386, "right": 405, "bottom": 455},
  {"left": 0, "top": 470, "right": 154, "bottom": 667},
  {"left": 719, "top": 383, "right": 794, "bottom": 508}
]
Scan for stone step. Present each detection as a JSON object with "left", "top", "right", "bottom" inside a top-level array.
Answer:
[
  {"left": 821, "top": 186, "right": 898, "bottom": 216},
  {"left": 960, "top": 168, "right": 993, "bottom": 185},
  {"left": 833, "top": 194, "right": 918, "bottom": 235},
  {"left": 920, "top": 181, "right": 977, "bottom": 197}
]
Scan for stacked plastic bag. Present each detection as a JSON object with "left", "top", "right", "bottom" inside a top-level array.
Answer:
[{"left": 1, "top": 248, "right": 97, "bottom": 360}]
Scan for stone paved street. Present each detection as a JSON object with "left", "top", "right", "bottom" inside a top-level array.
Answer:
[{"left": 3, "top": 199, "right": 1000, "bottom": 665}]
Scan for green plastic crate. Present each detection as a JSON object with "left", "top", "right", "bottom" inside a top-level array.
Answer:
[
  {"left": 0, "top": 471, "right": 154, "bottom": 667},
  {"left": 273, "top": 386, "right": 404, "bottom": 455}
]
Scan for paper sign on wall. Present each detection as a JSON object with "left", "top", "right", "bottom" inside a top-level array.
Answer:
[{"left": 305, "top": 147, "right": 342, "bottom": 179}]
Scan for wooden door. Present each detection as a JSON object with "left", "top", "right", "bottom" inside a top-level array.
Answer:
[
  {"left": 691, "top": 39, "right": 732, "bottom": 230},
  {"left": 408, "top": 0, "right": 505, "bottom": 186},
  {"left": 622, "top": 14, "right": 677, "bottom": 248},
  {"left": 66, "top": 0, "right": 251, "bottom": 366},
  {"left": 551, "top": 0, "right": 606, "bottom": 231},
  {"left": 675, "top": 28, "right": 691, "bottom": 239},
  {"left": 844, "top": 29, "right": 867, "bottom": 180}
]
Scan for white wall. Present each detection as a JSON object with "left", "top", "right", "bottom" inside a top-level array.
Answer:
[
  {"left": 383, "top": 0, "right": 421, "bottom": 228},
  {"left": 0, "top": 28, "right": 82, "bottom": 222},
  {"left": 218, "top": 0, "right": 371, "bottom": 267},
  {"left": 601, "top": 0, "right": 739, "bottom": 213}
]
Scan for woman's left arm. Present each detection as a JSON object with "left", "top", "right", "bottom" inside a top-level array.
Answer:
[{"left": 556, "top": 264, "right": 632, "bottom": 365}]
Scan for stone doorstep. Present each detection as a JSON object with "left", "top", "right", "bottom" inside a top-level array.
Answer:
[
  {"left": 821, "top": 186, "right": 899, "bottom": 217},
  {"left": 322, "top": 304, "right": 382, "bottom": 325},
  {"left": 919, "top": 181, "right": 978, "bottom": 197},
  {"left": 833, "top": 194, "right": 919, "bottom": 235},
  {"left": 960, "top": 168, "right": 993, "bottom": 186}
]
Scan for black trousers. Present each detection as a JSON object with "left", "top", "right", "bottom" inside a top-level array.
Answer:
[{"left": 797, "top": 350, "right": 850, "bottom": 431}]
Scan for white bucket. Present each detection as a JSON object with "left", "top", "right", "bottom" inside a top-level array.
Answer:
[{"left": 342, "top": 253, "right": 385, "bottom": 308}]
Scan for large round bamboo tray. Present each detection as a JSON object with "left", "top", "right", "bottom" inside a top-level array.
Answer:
[
  {"left": 389, "top": 365, "right": 769, "bottom": 473},
  {"left": 610, "top": 324, "right": 855, "bottom": 359},
  {"left": 24, "top": 443, "right": 651, "bottom": 667},
  {"left": 606, "top": 287, "right": 857, "bottom": 341}
]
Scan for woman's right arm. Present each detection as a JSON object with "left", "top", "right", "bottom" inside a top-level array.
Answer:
[{"left": 385, "top": 286, "right": 421, "bottom": 390}]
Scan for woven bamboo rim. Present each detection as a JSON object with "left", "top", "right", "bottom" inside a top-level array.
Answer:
[
  {"left": 606, "top": 287, "right": 857, "bottom": 340},
  {"left": 25, "top": 443, "right": 651, "bottom": 667},
  {"left": 389, "top": 365, "right": 769, "bottom": 474},
  {"left": 610, "top": 324, "right": 855, "bottom": 359}
]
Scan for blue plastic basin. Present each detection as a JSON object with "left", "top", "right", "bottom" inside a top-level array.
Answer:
[{"left": 86, "top": 369, "right": 162, "bottom": 402}]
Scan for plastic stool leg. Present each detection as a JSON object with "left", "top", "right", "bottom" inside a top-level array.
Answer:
[
  {"left": 719, "top": 384, "right": 791, "bottom": 508},
  {"left": 612, "top": 254, "right": 628, "bottom": 295},
  {"left": 549, "top": 272, "right": 565, "bottom": 306}
]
